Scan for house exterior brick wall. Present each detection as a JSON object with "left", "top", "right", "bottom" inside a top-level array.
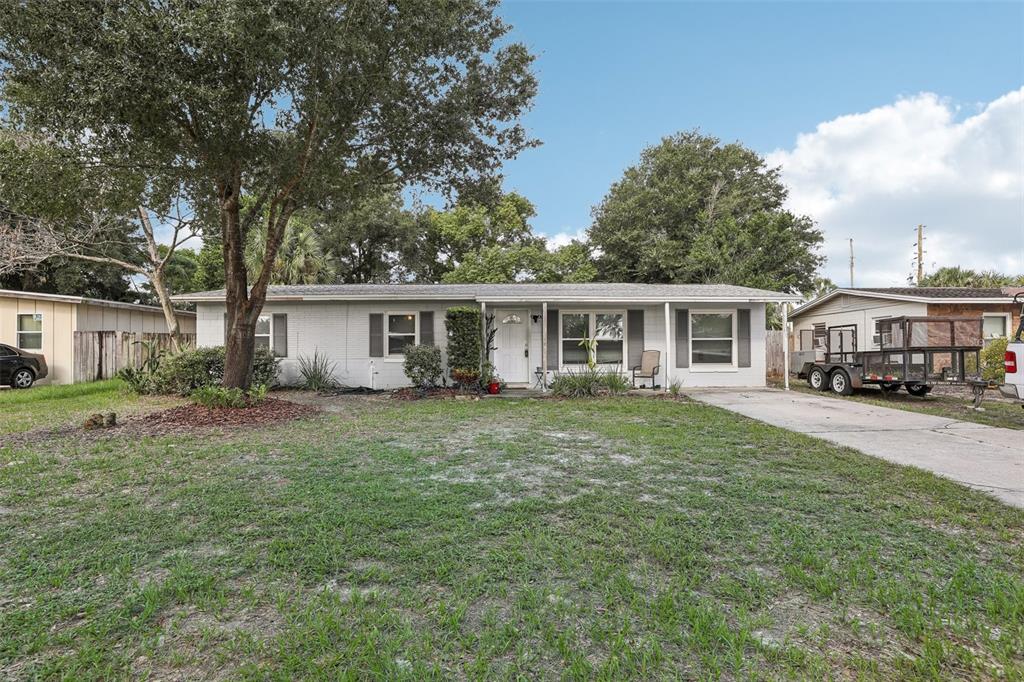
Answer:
[{"left": 927, "top": 303, "right": 1020, "bottom": 341}]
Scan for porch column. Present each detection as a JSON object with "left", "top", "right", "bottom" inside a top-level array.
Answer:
[
  {"left": 541, "top": 301, "right": 548, "bottom": 390},
  {"left": 664, "top": 301, "right": 672, "bottom": 391},
  {"left": 480, "top": 301, "right": 487, "bottom": 369},
  {"left": 782, "top": 303, "right": 790, "bottom": 390}
]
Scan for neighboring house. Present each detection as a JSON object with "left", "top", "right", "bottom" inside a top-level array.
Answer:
[
  {"left": 0, "top": 289, "right": 197, "bottom": 385},
  {"left": 790, "top": 288, "right": 1021, "bottom": 356},
  {"left": 174, "top": 283, "right": 800, "bottom": 389}
]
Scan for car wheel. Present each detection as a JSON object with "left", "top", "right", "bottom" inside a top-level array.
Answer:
[
  {"left": 808, "top": 367, "right": 828, "bottom": 391},
  {"left": 906, "top": 384, "right": 932, "bottom": 397},
  {"left": 830, "top": 369, "right": 853, "bottom": 395},
  {"left": 11, "top": 368, "right": 35, "bottom": 389}
]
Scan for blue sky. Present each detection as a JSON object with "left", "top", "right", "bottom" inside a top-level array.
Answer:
[{"left": 485, "top": 1, "right": 1024, "bottom": 285}]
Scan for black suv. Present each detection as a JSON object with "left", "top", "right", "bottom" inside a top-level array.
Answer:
[{"left": 0, "top": 344, "right": 48, "bottom": 388}]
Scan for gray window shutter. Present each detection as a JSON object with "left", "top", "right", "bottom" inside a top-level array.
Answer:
[
  {"left": 369, "top": 313, "right": 384, "bottom": 357},
  {"left": 420, "top": 311, "right": 434, "bottom": 346},
  {"left": 627, "top": 309, "right": 644, "bottom": 368},
  {"left": 675, "top": 309, "right": 689, "bottom": 368},
  {"left": 546, "top": 308, "right": 559, "bottom": 367},
  {"left": 272, "top": 313, "right": 288, "bottom": 357},
  {"left": 737, "top": 309, "right": 751, "bottom": 368}
]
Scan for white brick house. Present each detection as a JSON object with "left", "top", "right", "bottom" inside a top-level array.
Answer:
[{"left": 175, "top": 283, "right": 800, "bottom": 389}]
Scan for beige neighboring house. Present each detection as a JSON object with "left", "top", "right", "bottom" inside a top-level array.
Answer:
[
  {"left": 0, "top": 289, "right": 196, "bottom": 385},
  {"left": 790, "top": 287, "right": 1020, "bottom": 357}
]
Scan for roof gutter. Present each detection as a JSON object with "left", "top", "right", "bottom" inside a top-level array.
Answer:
[
  {"left": 790, "top": 289, "right": 1015, "bottom": 317},
  {"left": 177, "top": 294, "right": 802, "bottom": 304}
]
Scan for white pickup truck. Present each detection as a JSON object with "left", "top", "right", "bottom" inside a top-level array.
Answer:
[
  {"left": 999, "top": 290, "right": 1024, "bottom": 405},
  {"left": 1000, "top": 340, "right": 1023, "bottom": 404}
]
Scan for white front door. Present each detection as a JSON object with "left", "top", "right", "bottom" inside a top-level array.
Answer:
[{"left": 493, "top": 309, "right": 530, "bottom": 384}]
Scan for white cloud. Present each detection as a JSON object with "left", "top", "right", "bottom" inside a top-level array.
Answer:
[
  {"left": 546, "top": 227, "right": 588, "bottom": 250},
  {"left": 767, "top": 88, "right": 1024, "bottom": 286}
]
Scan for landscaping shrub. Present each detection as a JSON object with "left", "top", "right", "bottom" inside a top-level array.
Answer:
[
  {"left": 403, "top": 344, "right": 443, "bottom": 389},
  {"left": 151, "top": 346, "right": 279, "bottom": 395},
  {"left": 451, "top": 367, "right": 480, "bottom": 390},
  {"left": 550, "top": 368, "right": 630, "bottom": 398},
  {"left": 297, "top": 350, "right": 339, "bottom": 391},
  {"left": 190, "top": 384, "right": 268, "bottom": 408},
  {"left": 445, "top": 306, "right": 481, "bottom": 381},
  {"left": 981, "top": 337, "right": 1008, "bottom": 383}
]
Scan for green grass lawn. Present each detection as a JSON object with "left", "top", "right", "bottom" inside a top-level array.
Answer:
[
  {"left": 773, "top": 378, "right": 1024, "bottom": 431},
  {"left": 0, "top": 380, "right": 181, "bottom": 435},
  {"left": 1, "top": 394, "right": 1022, "bottom": 679}
]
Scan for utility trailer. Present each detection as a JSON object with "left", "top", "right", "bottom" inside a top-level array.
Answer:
[{"left": 797, "top": 316, "right": 984, "bottom": 396}]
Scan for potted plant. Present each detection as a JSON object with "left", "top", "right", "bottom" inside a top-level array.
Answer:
[{"left": 480, "top": 362, "right": 500, "bottom": 394}]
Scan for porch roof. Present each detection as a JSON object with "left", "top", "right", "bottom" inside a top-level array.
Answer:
[{"left": 174, "top": 283, "right": 801, "bottom": 304}]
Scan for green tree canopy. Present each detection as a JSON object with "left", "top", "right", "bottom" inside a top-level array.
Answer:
[
  {"left": 919, "top": 267, "right": 1024, "bottom": 288},
  {"left": 320, "top": 191, "right": 418, "bottom": 284},
  {"left": 588, "top": 131, "right": 824, "bottom": 292},
  {"left": 0, "top": 0, "right": 537, "bottom": 386}
]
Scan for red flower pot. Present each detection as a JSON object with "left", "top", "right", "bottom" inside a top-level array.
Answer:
[{"left": 487, "top": 381, "right": 500, "bottom": 394}]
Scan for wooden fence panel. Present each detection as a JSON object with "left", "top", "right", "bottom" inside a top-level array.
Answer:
[
  {"left": 765, "top": 329, "right": 786, "bottom": 377},
  {"left": 73, "top": 332, "right": 195, "bottom": 383}
]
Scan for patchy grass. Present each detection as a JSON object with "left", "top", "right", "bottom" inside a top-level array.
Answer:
[
  {"left": 1, "top": 396, "right": 1022, "bottom": 680},
  {"left": 0, "top": 379, "right": 180, "bottom": 435},
  {"left": 773, "top": 378, "right": 1024, "bottom": 431}
]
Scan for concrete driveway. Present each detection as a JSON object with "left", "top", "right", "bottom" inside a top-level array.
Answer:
[{"left": 686, "top": 388, "right": 1024, "bottom": 509}]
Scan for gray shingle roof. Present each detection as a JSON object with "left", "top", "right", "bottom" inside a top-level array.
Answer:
[
  {"left": 854, "top": 287, "right": 1008, "bottom": 299},
  {"left": 174, "top": 282, "right": 800, "bottom": 303}
]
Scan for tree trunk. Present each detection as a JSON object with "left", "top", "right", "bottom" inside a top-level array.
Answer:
[
  {"left": 220, "top": 179, "right": 255, "bottom": 389},
  {"left": 148, "top": 267, "right": 183, "bottom": 352},
  {"left": 220, "top": 176, "right": 295, "bottom": 389}
]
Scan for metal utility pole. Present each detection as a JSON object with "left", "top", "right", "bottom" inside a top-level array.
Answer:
[
  {"left": 914, "top": 224, "right": 925, "bottom": 285},
  {"left": 849, "top": 238, "right": 855, "bottom": 288}
]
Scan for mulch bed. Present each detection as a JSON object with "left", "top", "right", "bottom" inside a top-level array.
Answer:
[
  {"left": 390, "top": 387, "right": 463, "bottom": 400},
  {"left": 140, "top": 397, "right": 319, "bottom": 428},
  {"left": 0, "top": 398, "right": 322, "bottom": 451}
]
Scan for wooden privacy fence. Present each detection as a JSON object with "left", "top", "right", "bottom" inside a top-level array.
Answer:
[
  {"left": 73, "top": 331, "right": 195, "bottom": 383},
  {"left": 765, "top": 329, "right": 787, "bottom": 377}
]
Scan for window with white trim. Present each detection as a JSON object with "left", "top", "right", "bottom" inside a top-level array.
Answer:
[
  {"left": 387, "top": 312, "right": 418, "bottom": 356},
  {"left": 982, "top": 314, "right": 1009, "bottom": 344},
  {"left": 254, "top": 315, "right": 272, "bottom": 351},
  {"left": 690, "top": 312, "right": 735, "bottom": 366},
  {"left": 594, "top": 313, "right": 624, "bottom": 364},
  {"left": 559, "top": 311, "right": 625, "bottom": 366},
  {"left": 561, "top": 313, "right": 589, "bottom": 365},
  {"left": 17, "top": 313, "right": 43, "bottom": 350}
]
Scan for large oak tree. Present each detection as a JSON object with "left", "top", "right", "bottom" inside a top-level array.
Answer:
[
  {"left": 589, "top": 131, "right": 824, "bottom": 293},
  {"left": 0, "top": 0, "right": 537, "bottom": 386}
]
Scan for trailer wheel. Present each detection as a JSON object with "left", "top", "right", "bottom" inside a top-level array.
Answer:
[
  {"left": 830, "top": 369, "right": 854, "bottom": 395},
  {"left": 808, "top": 367, "right": 828, "bottom": 391},
  {"left": 906, "top": 385, "right": 932, "bottom": 397},
  {"left": 880, "top": 382, "right": 901, "bottom": 393}
]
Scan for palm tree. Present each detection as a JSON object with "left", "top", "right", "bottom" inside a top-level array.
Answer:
[
  {"left": 245, "top": 212, "right": 335, "bottom": 285},
  {"left": 920, "top": 267, "right": 1023, "bottom": 288}
]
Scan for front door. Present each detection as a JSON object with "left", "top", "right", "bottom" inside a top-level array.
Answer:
[{"left": 493, "top": 309, "right": 530, "bottom": 384}]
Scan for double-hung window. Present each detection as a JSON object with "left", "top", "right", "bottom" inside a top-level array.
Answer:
[
  {"left": 561, "top": 313, "right": 589, "bottom": 365},
  {"left": 982, "top": 314, "right": 1009, "bottom": 345},
  {"left": 387, "top": 313, "right": 418, "bottom": 356},
  {"left": 17, "top": 314, "right": 43, "bottom": 350},
  {"left": 560, "top": 311, "right": 625, "bottom": 366},
  {"left": 690, "top": 311, "right": 735, "bottom": 367},
  {"left": 594, "top": 313, "right": 624, "bottom": 364},
  {"left": 254, "top": 315, "right": 272, "bottom": 351}
]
